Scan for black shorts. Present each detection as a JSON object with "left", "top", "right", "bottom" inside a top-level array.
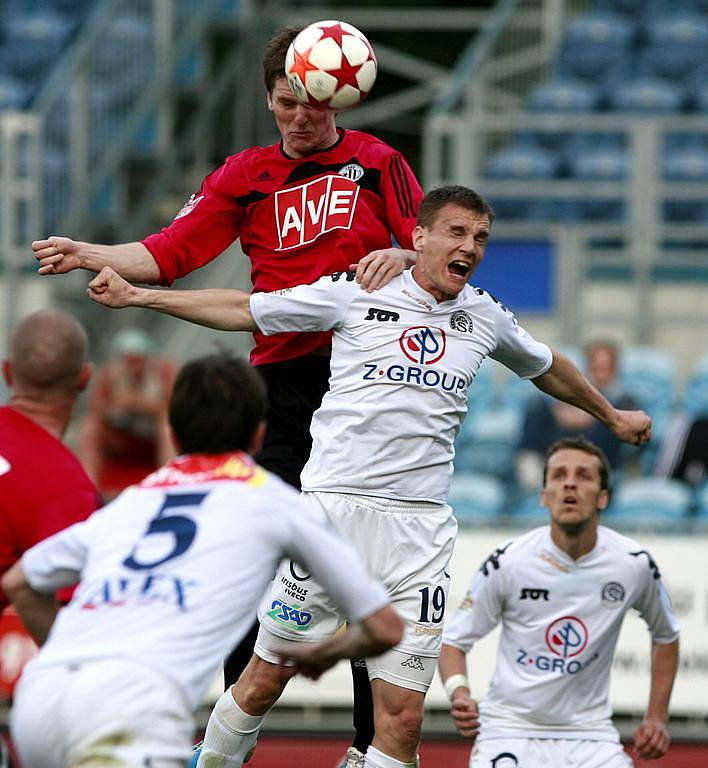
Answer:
[{"left": 255, "top": 354, "right": 331, "bottom": 490}]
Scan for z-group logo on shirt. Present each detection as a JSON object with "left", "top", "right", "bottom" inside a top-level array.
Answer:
[
  {"left": 516, "top": 616, "right": 598, "bottom": 676},
  {"left": 275, "top": 175, "right": 360, "bottom": 251},
  {"left": 399, "top": 327, "right": 447, "bottom": 364}
]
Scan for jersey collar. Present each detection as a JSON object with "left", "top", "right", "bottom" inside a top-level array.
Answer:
[
  {"left": 401, "top": 268, "right": 466, "bottom": 310},
  {"left": 279, "top": 128, "right": 346, "bottom": 160}
]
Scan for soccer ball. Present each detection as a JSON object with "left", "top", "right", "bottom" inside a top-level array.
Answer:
[{"left": 285, "top": 20, "right": 377, "bottom": 111}]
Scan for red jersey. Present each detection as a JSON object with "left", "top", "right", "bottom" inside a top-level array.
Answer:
[
  {"left": 0, "top": 406, "right": 101, "bottom": 610},
  {"left": 142, "top": 129, "right": 423, "bottom": 365}
]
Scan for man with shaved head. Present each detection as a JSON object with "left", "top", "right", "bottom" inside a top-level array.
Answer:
[{"left": 0, "top": 309, "right": 101, "bottom": 613}]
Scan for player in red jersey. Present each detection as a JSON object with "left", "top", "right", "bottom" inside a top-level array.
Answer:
[
  {"left": 0, "top": 309, "right": 101, "bottom": 613},
  {"left": 31, "top": 26, "right": 422, "bottom": 765}
]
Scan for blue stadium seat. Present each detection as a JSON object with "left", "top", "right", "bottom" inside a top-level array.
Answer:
[
  {"left": 3, "top": 11, "right": 74, "bottom": 84},
  {"left": 0, "top": 74, "right": 31, "bottom": 110},
  {"left": 606, "top": 478, "right": 691, "bottom": 530},
  {"left": 662, "top": 200, "right": 708, "bottom": 224},
  {"left": 510, "top": 491, "right": 548, "bottom": 528},
  {"left": 485, "top": 143, "right": 562, "bottom": 180},
  {"left": 449, "top": 472, "right": 506, "bottom": 525},
  {"left": 528, "top": 78, "right": 601, "bottom": 113},
  {"left": 607, "top": 76, "right": 684, "bottom": 113},
  {"left": 455, "top": 407, "right": 522, "bottom": 479},
  {"left": 620, "top": 347, "right": 676, "bottom": 414},
  {"left": 594, "top": 0, "right": 645, "bottom": 15},
  {"left": 567, "top": 146, "right": 629, "bottom": 181},
  {"left": 556, "top": 13, "right": 635, "bottom": 80},
  {"left": 663, "top": 146, "right": 708, "bottom": 181},
  {"left": 91, "top": 14, "right": 151, "bottom": 77},
  {"left": 695, "top": 483, "right": 708, "bottom": 522},
  {"left": 645, "top": 14, "right": 708, "bottom": 82}
]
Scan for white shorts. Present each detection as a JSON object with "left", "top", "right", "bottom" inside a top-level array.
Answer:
[
  {"left": 257, "top": 491, "right": 457, "bottom": 692},
  {"left": 11, "top": 659, "right": 193, "bottom": 768},
  {"left": 472, "top": 738, "right": 633, "bottom": 768}
]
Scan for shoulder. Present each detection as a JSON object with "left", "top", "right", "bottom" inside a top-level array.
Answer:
[
  {"left": 468, "top": 285, "right": 518, "bottom": 321},
  {"left": 598, "top": 526, "right": 660, "bottom": 578},
  {"left": 342, "top": 129, "right": 399, "bottom": 157}
]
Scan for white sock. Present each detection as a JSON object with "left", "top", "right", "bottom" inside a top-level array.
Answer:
[
  {"left": 196, "top": 689, "right": 266, "bottom": 768},
  {"left": 364, "top": 745, "right": 419, "bottom": 768}
]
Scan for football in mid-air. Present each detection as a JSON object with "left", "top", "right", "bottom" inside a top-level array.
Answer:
[{"left": 285, "top": 20, "right": 377, "bottom": 111}]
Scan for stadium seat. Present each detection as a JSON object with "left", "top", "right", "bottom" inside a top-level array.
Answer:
[
  {"left": 449, "top": 472, "right": 506, "bottom": 526},
  {"left": 606, "top": 477, "right": 691, "bottom": 530},
  {"left": 528, "top": 78, "right": 601, "bottom": 113},
  {"left": 567, "top": 146, "right": 629, "bottom": 181},
  {"left": 0, "top": 74, "right": 31, "bottom": 110},
  {"left": 645, "top": 14, "right": 708, "bottom": 82},
  {"left": 3, "top": 11, "right": 74, "bottom": 84},
  {"left": 662, "top": 200, "right": 708, "bottom": 224},
  {"left": 556, "top": 12, "right": 635, "bottom": 81},
  {"left": 607, "top": 76, "right": 684, "bottom": 113},
  {"left": 684, "top": 357, "right": 708, "bottom": 418},
  {"left": 485, "top": 143, "right": 561, "bottom": 180},
  {"left": 454, "top": 407, "right": 522, "bottom": 479},
  {"left": 90, "top": 14, "right": 152, "bottom": 78},
  {"left": 694, "top": 483, "right": 708, "bottom": 522},
  {"left": 663, "top": 146, "right": 708, "bottom": 182},
  {"left": 620, "top": 347, "right": 676, "bottom": 414},
  {"left": 510, "top": 491, "right": 548, "bottom": 528}
]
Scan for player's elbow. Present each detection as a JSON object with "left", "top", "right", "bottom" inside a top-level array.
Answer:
[{"left": 365, "top": 605, "right": 404, "bottom": 654}]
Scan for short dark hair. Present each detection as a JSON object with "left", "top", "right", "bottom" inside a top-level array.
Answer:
[
  {"left": 542, "top": 436, "right": 611, "bottom": 492},
  {"left": 416, "top": 185, "right": 495, "bottom": 228},
  {"left": 263, "top": 26, "right": 303, "bottom": 93},
  {"left": 169, "top": 354, "right": 266, "bottom": 455}
]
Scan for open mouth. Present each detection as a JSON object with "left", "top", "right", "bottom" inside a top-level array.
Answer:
[
  {"left": 448, "top": 260, "right": 471, "bottom": 279},
  {"left": 563, "top": 496, "right": 578, "bottom": 505}
]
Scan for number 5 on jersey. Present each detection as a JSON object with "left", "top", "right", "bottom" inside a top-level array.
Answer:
[{"left": 123, "top": 493, "right": 208, "bottom": 570}]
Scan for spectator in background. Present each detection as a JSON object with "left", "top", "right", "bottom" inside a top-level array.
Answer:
[
  {"left": 79, "top": 327, "right": 175, "bottom": 499},
  {"left": 0, "top": 309, "right": 100, "bottom": 614},
  {"left": 517, "top": 340, "right": 636, "bottom": 491}
]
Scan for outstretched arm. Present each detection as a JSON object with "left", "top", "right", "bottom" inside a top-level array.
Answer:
[
  {"left": 33, "top": 238, "right": 161, "bottom": 283},
  {"left": 633, "top": 639, "right": 679, "bottom": 761},
  {"left": 87, "top": 267, "right": 257, "bottom": 332},
  {"left": 532, "top": 348, "right": 652, "bottom": 446}
]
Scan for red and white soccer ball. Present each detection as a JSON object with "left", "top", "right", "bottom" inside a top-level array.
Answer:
[{"left": 285, "top": 20, "right": 377, "bottom": 111}]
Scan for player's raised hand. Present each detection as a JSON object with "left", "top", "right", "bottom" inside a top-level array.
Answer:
[
  {"left": 32, "top": 236, "right": 83, "bottom": 275},
  {"left": 609, "top": 409, "right": 652, "bottom": 446},
  {"left": 87, "top": 267, "right": 138, "bottom": 309},
  {"left": 351, "top": 248, "right": 411, "bottom": 292},
  {"left": 450, "top": 692, "right": 480, "bottom": 741},
  {"left": 633, "top": 716, "right": 670, "bottom": 760}
]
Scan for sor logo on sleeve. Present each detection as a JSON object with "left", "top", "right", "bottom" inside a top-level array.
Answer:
[
  {"left": 275, "top": 176, "right": 360, "bottom": 251},
  {"left": 520, "top": 588, "right": 549, "bottom": 601},
  {"left": 365, "top": 308, "right": 400, "bottom": 322}
]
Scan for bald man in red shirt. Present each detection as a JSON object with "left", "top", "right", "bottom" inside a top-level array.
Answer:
[{"left": 0, "top": 310, "right": 101, "bottom": 612}]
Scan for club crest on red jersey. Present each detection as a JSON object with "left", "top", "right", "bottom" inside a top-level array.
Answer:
[{"left": 274, "top": 175, "right": 360, "bottom": 251}]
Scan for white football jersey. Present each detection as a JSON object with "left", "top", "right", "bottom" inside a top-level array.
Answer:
[
  {"left": 443, "top": 525, "right": 680, "bottom": 741},
  {"left": 20, "top": 453, "right": 389, "bottom": 710},
  {"left": 250, "top": 269, "right": 552, "bottom": 503}
]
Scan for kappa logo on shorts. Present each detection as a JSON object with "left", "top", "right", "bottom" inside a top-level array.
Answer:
[
  {"left": 400, "top": 655, "right": 425, "bottom": 671},
  {"left": 491, "top": 753, "right": 519, "bottom": 768},
  {"left": 267, "top": 599, "right": 312, "bottom": 630},
  {"left": 275, "top": 176, "right": 360, "bottom": 251}
]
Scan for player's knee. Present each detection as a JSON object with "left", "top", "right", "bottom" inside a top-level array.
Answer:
[
  {"left": 377, "top": 699, "right": 423, "bottom": 751},
  {"left": 234, "top": 657, "right": 284, "bottom": 714}
]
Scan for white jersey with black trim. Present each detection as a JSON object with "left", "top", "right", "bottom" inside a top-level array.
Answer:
[
  {"left": 443, "top": 525, "right": 680, "bottom": 741},
  {"left": 19, "top": 453, "right": 389, "bottom": 711},
  {"left": 250, "top": 269, "right": 552, "bottom": 503}
]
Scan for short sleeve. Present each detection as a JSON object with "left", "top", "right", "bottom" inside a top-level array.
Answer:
[
  {"left": 443, "top": 555, "right": 506, "bottom": 652},
  {"left": 142, "top": 156, "right": 247, "bottom": 285},
  {"left": 485, "top": 293, "right": 553, "bottom": 379},
  {"left": 21, "top": 519, "right": 94, "bottom": 594},
  {"left": 250, "top": 272, "right": 359, "bottom": 336},
  {"left": 632, "top": 552, "right": 680, "bottom": 644}
]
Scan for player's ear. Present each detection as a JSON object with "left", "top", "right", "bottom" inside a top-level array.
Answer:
[
  {"left": 249, "top": 420, "right": 267, "bottom": 457},
  {"left": 539, "top": 487, "right": 549, "bottom": 510},
  {"left": 1, "top": 359, "right": 12, "bottom": 387},
  {"left": 78, "top": 362, "right": 93, "bottom": 392},
  {"left": 412, "top": 225, "right": 426, "bottom": 253},
  {"left": 596, "top": 488, "right": 610, "bottom": 512},
  {"left": 266, "top": 90, "right": 274, "bottom": 111}
]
